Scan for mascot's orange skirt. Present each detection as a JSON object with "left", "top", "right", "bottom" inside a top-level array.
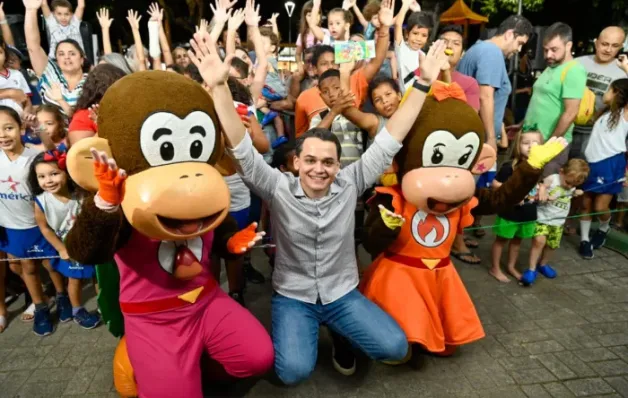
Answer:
[{"left": 360, "top": 255, "right": 485, "bottom": 353}]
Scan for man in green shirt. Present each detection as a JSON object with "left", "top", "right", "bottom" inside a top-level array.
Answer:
[{"left": 523, "top": 22, "right": 587, "bottom": 175}]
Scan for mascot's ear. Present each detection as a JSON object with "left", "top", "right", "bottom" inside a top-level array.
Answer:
[
  {"left": 67, "top": 137, "right": 112, "bottom": 192},
  {"left": 471, "top": 143, "right": 497, "bottom": 175}
]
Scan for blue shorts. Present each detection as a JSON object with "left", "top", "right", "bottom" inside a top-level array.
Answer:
[
  {"left": 50, "top": 258, "right": 95, "bottom": 279},
  {"left": 476, "top": 171, "right": 497, "bottom": 189},
  {"left": 582, "top": 153, "right": 627, "bottom": 195},
  {"left": 0, "top": 226, "right": 55, "bottom": 259},
  {"left": 229, "top": 208, "right": 251, "bottom": 230}
]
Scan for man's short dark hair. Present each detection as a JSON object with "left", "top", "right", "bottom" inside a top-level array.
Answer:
[
  {"left": 495, "top": 15, "right": 534, "bottom": 38},
  {"left": 230, "top": 57, "right": 249, "bottom": 78},
  {"left": 271, "top": 140, "right": 296, "bottom": 169},
  {"left": 318, "top": 69, "right": 340, "bottom": 85},
  {"left": 311, "top": 45, "right": 334, "bottom": 68},
  {"left": 543, "top": 22, "right": 573, "bottom": 44},
  {"left": 439, "top": 24, "right": 464, "bottom": 38},
  {"left": 295, "top": 128, "right": 342, "bottom": 160},
  {"left": 406, "top": 11, "right": 432, "bottom": 33}
]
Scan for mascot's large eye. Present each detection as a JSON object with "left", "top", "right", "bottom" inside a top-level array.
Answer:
[
  {"left": 140, "top": 111, "right": 217, "bottom": 167},
  {"left": 422, "top": 130, "right": 480, "bottom": 169},
  {"left": 160, "top": 142, "right": 175, "bottom": 161}
]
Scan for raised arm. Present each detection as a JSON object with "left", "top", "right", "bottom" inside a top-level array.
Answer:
[
  {"left": 75, "top": 0, "right": 85, "bottom": 21},
  {"left": 96, "top": 8, "right": 113, "bottom": 55},
  {"left": 307, "top": 0, "right": 326, "bottom": 42},
  {"left": 208, "top": 0, "right": 231, "bottom": 45},
  {"left": 148, "top": 2, "right": 173, "bottom": 66},
  {"left": 41, "top": 0, "right": 51, "bottom": 18},
  {"left": 0, "top": 3, "right": 15, "bottom": 46},
  {"left": 127, "top": 10, "right": 147, "bottom": 71},
  {"left": 362, "top": 0, "right": 394, "bottom": 82},
  {"left": 395, "top": 0, "right": 412, "bottom": 46},
  {"left": 245, "top": 0, "right": 267, "bottom": 104},
  {"left": 226, "top": 9, "right": 245, "bottom": 56},
  {"left": 346, "top": 0, "right": 369, "bottom": 29},
  {"left": 269, "top": 13, "right": 280, "bottom": 37},
  {"left": 24, "top": 0, "right": 49, "bottom": 77}
]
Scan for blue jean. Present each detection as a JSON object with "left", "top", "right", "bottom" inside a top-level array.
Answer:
[{"left": 271, "top": 289, "right": 408, "bottom": 385}]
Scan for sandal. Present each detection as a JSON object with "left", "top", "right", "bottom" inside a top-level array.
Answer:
[
  {"left": 563, "top": 226, "right": 576, "bottom": 236},
  {"left": 463, "top": 237, "right": 479, "bottom": 248},
  {"left": 537, "top": 264, "right": 557, "bottom": 279},
  {"left": 473, "top": 227, "right": 486, "bottom": 238},
  {"left": 22, "top": 303, "right": 35, "bottom": 322},
  {"left": 0, "top": 314, "right": 6, "bottom": 333},
  {"left": 451, "top": 251, "right": 482, "bottom": 265},
  {"left": 521, "top": 270, "right": 537, "bottom": 286}
]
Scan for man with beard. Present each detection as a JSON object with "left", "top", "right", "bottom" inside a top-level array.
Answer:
[{"left": 522, "top": 22, "right": 587, "bottom": 176}]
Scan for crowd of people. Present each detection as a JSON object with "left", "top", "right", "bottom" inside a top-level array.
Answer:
[{"left": 0, "top": 0, "right": 627, "bottom": 394}]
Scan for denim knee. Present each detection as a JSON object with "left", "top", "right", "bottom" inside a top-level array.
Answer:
[
  {"left": 275, "top": 358, "right": 315, "bottom": 386},
  {"left": 378, "top": 328, "right": 409, "bottom": 361}
]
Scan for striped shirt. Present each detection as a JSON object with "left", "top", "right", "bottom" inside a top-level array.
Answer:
[
  {"left": 38, "top": 60, "right": 87, "bottom": 114},
  {"left": 231, "top": 128, "right": 401, "bottom": 304}
]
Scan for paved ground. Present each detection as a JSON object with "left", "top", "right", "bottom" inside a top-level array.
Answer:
[{"left": 1, "top": 226, "right": 628, "bottom": 398}]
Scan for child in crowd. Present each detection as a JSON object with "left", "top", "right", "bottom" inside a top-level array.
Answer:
[
  {"left": 490, "top": 128, "right": 544, "bottom": 283},
  {"left": 579, "top": 78, "right": 628, "bottom": 258},
  {"left": 296, "top": 0, "right": 329, "bottom": 63},
  {"left": 0, "top": 41, "right": 33, "bottom": 116},
  {"left": 258, "top": 27, "right": 286, "bottom": 135},
  {"left": 347, "top": 0, "right": 382, "bottom": 40},
  {"left": 394, "top": 0, "right": 430, "bottom": 93},
  {"left": 28, "top": 150, "right": 101, "bottom": 328},
  {"left": 308, "top": 0, "right": 353, "bottom": 44},
  {"left": 42, "top": 0, "right": 86, "bottom": 58},
  {"left": 0, "top": 106, "right": 54, "bottom": 336},
  {"left": 35, "top": 104, "right": 68, "bottom": 151},
  {"left": 526, "top": 159, "right": 590, "bottom": 285}
]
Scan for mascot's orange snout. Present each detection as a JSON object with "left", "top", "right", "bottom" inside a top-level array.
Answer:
[
  {"left": 122, "top": 162, "right": 230, "bottom": 241},
  {"left": 401, "top": 167, "right": 476, "bottom": 214}
]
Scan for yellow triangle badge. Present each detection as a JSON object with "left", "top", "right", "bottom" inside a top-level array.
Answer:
[
  {"left": 421, "top": 259, "right": 440, "bottom": 270},
  {"left": 178, "top": 286, "right": 204, "bottom": 304}
]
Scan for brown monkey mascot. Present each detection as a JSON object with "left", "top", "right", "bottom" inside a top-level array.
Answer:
[
  {"left": 65, "top": 71, "right": 274, "bottom": 398},
  {"left": 360, "top": 82, "right": 567, "bottom": 360}
]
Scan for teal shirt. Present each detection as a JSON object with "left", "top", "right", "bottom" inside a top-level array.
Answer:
[{"left": 524, "top": 61, "right": 587, "bottom": 143}]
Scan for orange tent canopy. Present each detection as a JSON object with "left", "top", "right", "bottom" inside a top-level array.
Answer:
[{"left": 439, "top": 0, "right": 488, "bottom": 25}]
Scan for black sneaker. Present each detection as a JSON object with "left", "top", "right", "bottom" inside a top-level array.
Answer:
[
  {"left": 244, "top": 262, "right": 265, "bottom": 284},
  {"left": 229, "top": 291, "right": 245, "bottom": 307},
  {"left": 330, "top": 334, "right": 356, "bottom": 376},
  {"left": 579, "top": 241, "right": 594, "bottom": 259},
  {"left": 590, "top": 229, "right": 609, "bottom": 250}
]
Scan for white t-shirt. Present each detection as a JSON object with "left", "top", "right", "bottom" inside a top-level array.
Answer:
[
  {"left": 0, "top": 69, "right": 32, "bottom": 115},
  {"left": 45, "top": 14, "right": 85, "bottom": 58},
  {"left": 396, "top": 41, "right": 423, "bottom": 93},
  {"left": 0, "top": 148, "right": 41, "bottom": 229},
  {"left": 537, "top": 174, "right": 575, "bottom": 227},
  {"left": 35, "top": 192, "right": 81, "bottom": 241},
  {"left": 225, "top": 174, "right": 251, "bottom": 212},
  {"left": 584, "top": 109, "right": 628, "bottom": 163}
]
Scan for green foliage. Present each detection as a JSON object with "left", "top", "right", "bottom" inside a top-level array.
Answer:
[{"left": 478, "top": 0, "right": 544, "bottom": 16}]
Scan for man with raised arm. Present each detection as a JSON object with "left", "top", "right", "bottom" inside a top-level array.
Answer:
[{"left": 189, "top": 14, "right": 449, "bottom": 385}]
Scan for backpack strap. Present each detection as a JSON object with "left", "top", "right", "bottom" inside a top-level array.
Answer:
[{"left": 560, "top": 60, "right": 578, "bottom": 83}]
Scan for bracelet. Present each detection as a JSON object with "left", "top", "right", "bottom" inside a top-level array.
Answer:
[
  {"left": 412, "top": 80, "right": 431, "bottom": 93},
  {"left": 0, "top": 20, "right": 7, "bottom": 25}
]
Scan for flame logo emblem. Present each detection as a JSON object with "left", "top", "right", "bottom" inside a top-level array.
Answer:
[{"left": 411, "top": 210, "right": 450, "bottom": 247}]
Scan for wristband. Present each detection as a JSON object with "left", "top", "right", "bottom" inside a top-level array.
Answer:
[
  {"left": 0, "top": 20, "right": 7, "bottom": 25},
  {"left": 412, "top": 80, "right": 431, "bottom": 93}
]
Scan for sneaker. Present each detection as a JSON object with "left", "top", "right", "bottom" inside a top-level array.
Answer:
[
  {"left": 229, "top": 291, "right": 245, "bottom": 307},
  {"left": 244, "top": 262, "right": 265, "bottom": 284},
  {"left": 33, "top": 306, "right": 53, "bottom": 337},
  {"left": 590, "top": 229, "right": 609, "bottom": 250},
  {"left": 537, "top": 264, "right": 557, "bottom": 279},
  {"left": 73, "top": 308, "right": 101, "bottom": 330},
  {"left": 332, "top": 343, "right": 356, "bottom": 376},
  {"left": 56, "top": 294, "right": 72, "bottom": 323},
  {"left": 579, "top": 241, "right": 594, "bottom": 259},
  {"left": 521, "top": 270, "right": 537, "bottom": 286}
]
